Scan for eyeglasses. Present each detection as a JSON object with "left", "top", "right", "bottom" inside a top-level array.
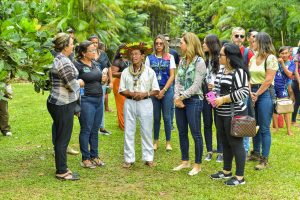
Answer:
[
  {"left": 218, "top": 54, "right": 226, "bottom": 58},
  {"left": 234, "top": 34, "right": 245, "bottom": 39}
]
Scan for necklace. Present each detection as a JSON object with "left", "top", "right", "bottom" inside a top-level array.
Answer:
[{"left": 129, "top": 63, "right": 145, "bottom": 87}]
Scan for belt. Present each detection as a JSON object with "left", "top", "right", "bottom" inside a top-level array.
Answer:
[{"left": 126, "top": 96, "right": 150, "bottom": 100}]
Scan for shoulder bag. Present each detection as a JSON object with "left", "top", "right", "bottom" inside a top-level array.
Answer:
[{"left": 230, "top": 70, "right": 257, "bottom": 137}]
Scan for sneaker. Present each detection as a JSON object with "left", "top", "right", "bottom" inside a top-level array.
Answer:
[
  {"left": 98, "top": 128, "right": 111, "bottom": 135},
  {"left": 204, "top": 152, "right": 213, "bottom": 161},
  {"left": 67, "top": 147, "right": 79, "bottom": 155},
  {"left": 255, "top": 157, "right": 268, "bottom": 170},
  {"left": 81, "top": 160, "right": 96, "bottom": 169},
  {"left": 91, "top": 157, "right": 105, "bottom": 167},
  {"left": 247, "top": 151, "right": 260, "bottom": 162},
  {"left": 3, "top": 132, "right": 12, "bottom": 136},
  {"left": 224, "top": 177, "right": 245, "bottom": 186},
  {"left": 216, "top": 154, "right": 223, "bottom": 162},
  {"left": 210, "top": 171, "right": 232, "bottom": 180}
]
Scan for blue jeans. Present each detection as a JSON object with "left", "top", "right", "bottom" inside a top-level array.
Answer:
[
  {"left": 252, "top": 87, "right": 273, "bottom": 158},
  {"left": 171, "top": 83, "right": 175, "bottom": 128},
  {"left": 151, "top": 86, "right": 174, "bottom": 141},
  {"left": 100, "top": 85, "right": 106, "bottom": 129},
  {"left": 79, "top": 96, "right": 103, "bottom": 160},
  {"left": 202, "top": 98, "right": 223, "bottom": 153},
  {"left": 175, "top": 96, "right": 203, "bottom": 164},
  {"left": 243, "top": 96, "right": 252, "bottom": 154},
  {"left": 292, "top": 80, "right": 300, "bottom": 122}
]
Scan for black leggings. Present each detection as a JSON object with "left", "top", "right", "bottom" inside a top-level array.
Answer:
[{"left": 215, "top": 114, "right": 246, "bottom": 176}]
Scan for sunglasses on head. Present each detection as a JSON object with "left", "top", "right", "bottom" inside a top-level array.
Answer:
[{"left": 234, "top": 34, "right": 245, "bottom": 39}]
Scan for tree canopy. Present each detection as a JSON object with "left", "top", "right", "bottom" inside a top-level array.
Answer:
[{"left": 0, "top": 0, "right": 299, "bottom": 94}]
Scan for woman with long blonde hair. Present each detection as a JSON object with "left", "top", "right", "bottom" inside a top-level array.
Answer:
[
  {"left": 145, "top": 34, "right": 175, "bottom": 151},
  {"left": 172, "top": 32, "right": 206, "bottom": 176}
]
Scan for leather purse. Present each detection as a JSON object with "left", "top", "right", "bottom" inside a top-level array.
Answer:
[
  {"left": 275, "top": 98, "right": 294, "bottom": 114},
  {"left": 229, "top": 70, "right": 257, "bottom": 137},
  {"left": 231, "top": 114, "right": 257, "bottom": 137}
]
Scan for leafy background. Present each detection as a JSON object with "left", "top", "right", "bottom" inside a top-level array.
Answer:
[{"left": 0, "top": 0, "right": 300, "bottom": 93}]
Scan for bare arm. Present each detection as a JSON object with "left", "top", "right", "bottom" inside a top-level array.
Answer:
[
  {"left": 251, "top": 69, "right": 276, "bottom": 102},
  {"left": 156, "top": 68, "right": 175, "bottom": 99},
  {"left": 278, "top": 58, "right": 293, "bottom": 78}
]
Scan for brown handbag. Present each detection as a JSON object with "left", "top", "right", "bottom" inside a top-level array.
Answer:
[
  {"left": 231, "top": 114, "right": 257, "bottom": 137},
  {"left": 229, "top": 70, "right": 257, "bottom": 137}
]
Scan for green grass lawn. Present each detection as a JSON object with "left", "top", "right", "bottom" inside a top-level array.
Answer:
[{"left": 0, "top": 83, "right": 299, "bottom": 199}]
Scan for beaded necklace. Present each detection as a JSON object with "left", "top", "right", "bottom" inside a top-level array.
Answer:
[{"left": 129, "top": 63, "right": 145, "bottom": 87}]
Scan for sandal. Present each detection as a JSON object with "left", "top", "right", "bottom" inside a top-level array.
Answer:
[
  {"left": 81, "top": 160, "right": 96, "bottom": 169},
  {"left": 91, "top": 157, "right": 105, "bottom": 167},
  {"left": 55, "top": 171, "right": 79, "bottom": 181}
]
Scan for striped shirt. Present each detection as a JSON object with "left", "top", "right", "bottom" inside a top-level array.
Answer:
[
  {"left": 213, "top": 68, "right": 249, "bottom": 116},
  {"left": 48, "top": 53, "right": 80, "bottom": 105}
]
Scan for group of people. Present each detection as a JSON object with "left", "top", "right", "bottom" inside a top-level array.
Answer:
[{"left": 47, "top": 27, "right": 300, "bottom": 186}]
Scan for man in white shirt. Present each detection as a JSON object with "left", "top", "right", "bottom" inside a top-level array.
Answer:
[{"left": 119, "top": 43, "right": 160, "bottom": 168}]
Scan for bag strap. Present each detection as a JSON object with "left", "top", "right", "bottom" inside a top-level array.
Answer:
[
  {"left": 230, "top": 70, "right": 237, "bottom": 118},
  {"left": 243, "top": 47, "right": 249, "bottom": 67}
]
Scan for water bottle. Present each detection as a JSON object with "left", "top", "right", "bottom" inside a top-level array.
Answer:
[{"left": 80, "top": 87, "right": 84, "bottom": 96}]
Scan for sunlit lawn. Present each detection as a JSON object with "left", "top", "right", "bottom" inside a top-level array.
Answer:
[{"left": 0, "top": 83, "right": 299, "bottom": 199}]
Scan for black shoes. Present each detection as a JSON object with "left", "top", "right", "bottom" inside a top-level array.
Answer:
[
  {"left": 224, "top": 177, "right": 246, "bottom": 186},
  {"left": 210, "top": 171, "right": 232, "bottom": 180}
]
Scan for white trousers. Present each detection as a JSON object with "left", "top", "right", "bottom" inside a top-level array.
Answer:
[{"left": 124, "top": 98, "right": 154, "bottom": 163}]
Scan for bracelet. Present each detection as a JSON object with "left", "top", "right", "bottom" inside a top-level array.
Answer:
[{"left": 163, "top": 88, "right": 167, "bottom": 92}]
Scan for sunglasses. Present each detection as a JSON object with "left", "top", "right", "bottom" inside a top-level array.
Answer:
[{"left": 234, "top": 34, "right": 245, "bottom": 39}]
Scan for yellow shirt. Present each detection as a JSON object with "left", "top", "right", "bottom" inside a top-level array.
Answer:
[{"left": 249, "top": 54, "right": 278, "bottom": 84}]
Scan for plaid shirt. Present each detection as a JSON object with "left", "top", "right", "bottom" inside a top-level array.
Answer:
[{"left": 48, "top": 53, "right": 80, "bottom": 105}]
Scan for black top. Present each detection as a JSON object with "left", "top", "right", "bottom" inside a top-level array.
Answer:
[
  {"left": 169, "top": 48, "right": 180, "bottom": 65},
  {"left": 74, "top": 60, "right": 103, "bottom": 97},
  {"left": 94, "top": 51, "right": 111, "bottom": 70},
  {"left": 112, "top": 59, "right": 131, "bottom": 73}
]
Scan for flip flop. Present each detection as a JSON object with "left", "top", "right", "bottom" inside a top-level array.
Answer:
[{"left": 56, "top": 171, "right": 80, "bottom": 181}]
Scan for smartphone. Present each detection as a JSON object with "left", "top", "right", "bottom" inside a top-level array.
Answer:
[{"left": 206, "top": 91, "right": 217, "bottom": 107}]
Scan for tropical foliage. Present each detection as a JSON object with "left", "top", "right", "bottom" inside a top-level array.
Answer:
[
  {"left": 0, "top": 0, "right": 182, "bottom": 94},
  {"left": 179, "top": 0, "right": 300, "bottom": 47},
  {"left": 1, "top": 0, "right": 300, "bottom": 94}
]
